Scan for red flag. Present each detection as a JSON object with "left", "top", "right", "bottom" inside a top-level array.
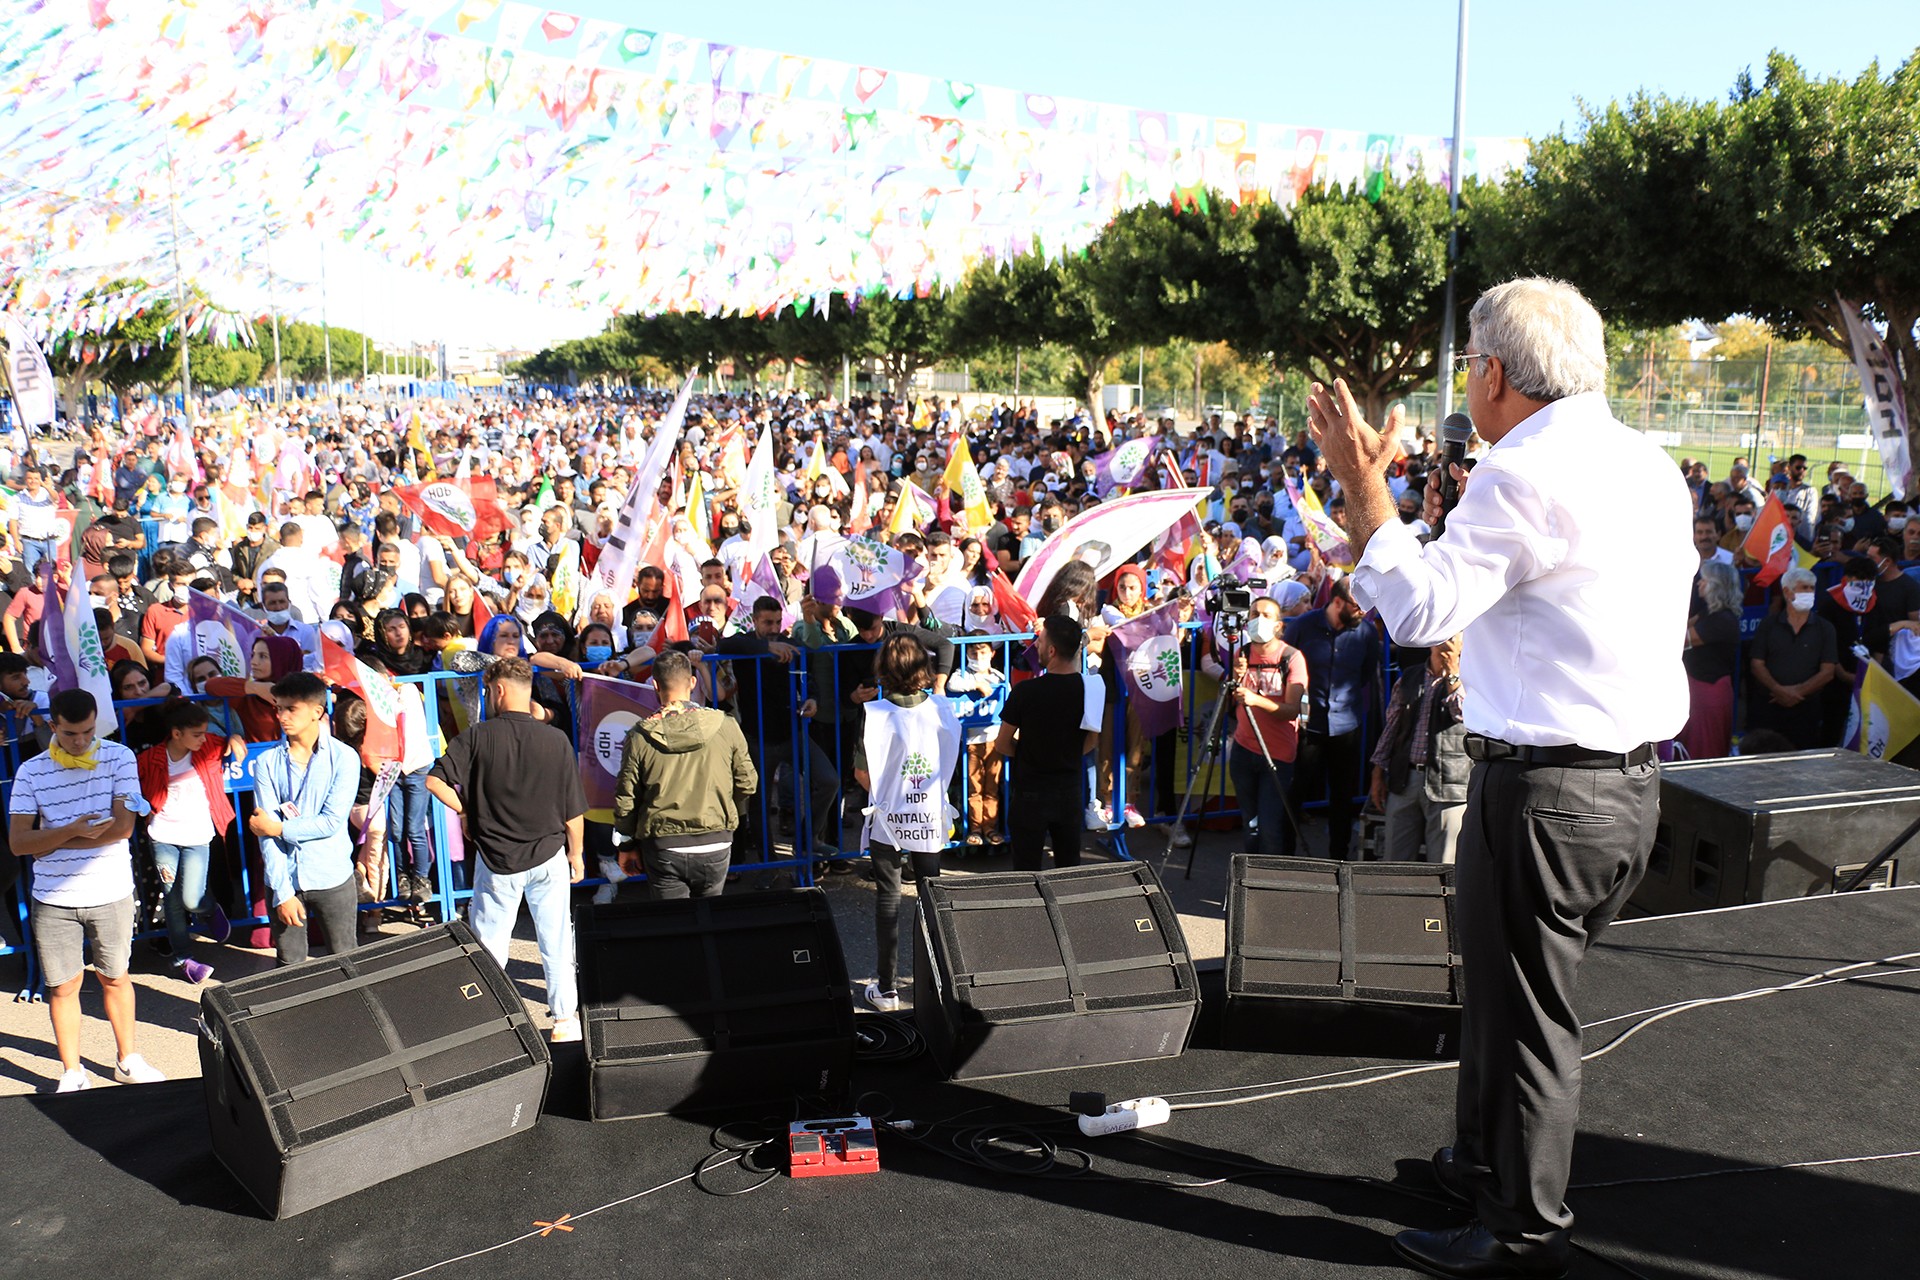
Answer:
[
  {"left": 321, "top": 634, "right": 403, "bottom": 765},
  {"left": 989, "top": 567, "right": 1037, "bottom": 633},
  {"left": 393, "top": 480, "right": 481, "bottom": 539},
  {"left": 1743, "top": 493, "right": 1796, "bottom": 588},
  {"left": 648, "top": 565, "right": 690, "bottom": 649},
  {"left": 464, "top": 477, "right": 513, "bottom": 544},
  {"left": 470, "top": 589, "right": 492, "bottom": 632}
]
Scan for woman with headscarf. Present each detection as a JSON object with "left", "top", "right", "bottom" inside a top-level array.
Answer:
[
  {"left": 203, "top": 634, "right": 307, "bottom": 743},
  {"left": 369, "top": 607, "right": 434, "bottom": 678}
]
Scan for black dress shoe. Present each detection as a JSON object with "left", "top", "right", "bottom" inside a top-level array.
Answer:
[
  {"left": 1392, "top": 1223, "right": 1570, "bottom": 1279},
  {"left": 1431, "top": 1146, "right": 1473, "bottom": 1206}
]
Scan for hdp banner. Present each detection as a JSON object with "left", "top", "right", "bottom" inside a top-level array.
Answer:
[
  {"left": 578, "top": 675, "right": 660, "bottom": 823},
  {"left": 0, "top": 314, "right": 56, "bottom": 429},
  {"left": 1836, "top": 296, "right": 1913, "bottom": 500},
  {"left": 1109, "top": 600, "right": 1187, "bottom": 739}
]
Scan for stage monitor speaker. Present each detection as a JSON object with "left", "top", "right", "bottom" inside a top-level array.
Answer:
[
  {"left": 1224, "top": 856, "right": 1461, "bottom": 1060},
  {"left": 198, "top": 921, "right": 550, "bottom": 1219},
  {"left": 576, "top": 888, "right": 854, "bottom": 1120},
  {"left": 914, "top": 862, "right": 1197, "bottom": 1080},
  {"left": 1636, "top": 750, "right": 1920, "bottom": 916}
]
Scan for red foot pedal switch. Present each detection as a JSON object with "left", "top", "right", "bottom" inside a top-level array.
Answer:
[{"left": 788, "top": 1117, "right": 879, "bottom": 1178}]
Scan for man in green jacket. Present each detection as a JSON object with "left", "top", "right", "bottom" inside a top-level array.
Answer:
[{"left": 611, "top": 649, "right": 758, "bottom": 898}]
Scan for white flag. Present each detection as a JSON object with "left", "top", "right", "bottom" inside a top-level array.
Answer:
[
  {"left": 1836, "top": 296, "right": 1913, "bottom": 499},
  {"left": 576, "top": 371, "right": 696, "bottom": 620},
  {"left": 1, "top": 313, "right": 56, "bottom": 430}
]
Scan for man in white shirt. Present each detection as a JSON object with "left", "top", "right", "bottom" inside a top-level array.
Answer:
[
  {"left": 9, "top": 689, "right": 164, "bottom": 1091},
  {"left": 1309, "top": 278, "right": 1694, "bottom": 1279},
  {"left": 257, "top": 523, "right": 334, "bottom": 624}
]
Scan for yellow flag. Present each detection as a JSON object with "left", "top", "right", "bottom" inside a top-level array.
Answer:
[
  {"left": 889, "top": 481, "right": 934, "bottom": 536},
  {"left": 943, "top": 428, "right": 992, "bottom": 532},
  {"left": 1854, "top": 659, "right": 1920, "bottom": 761},
  {"left": 406, "top": 412, "right": 438, "bottom": 481}
]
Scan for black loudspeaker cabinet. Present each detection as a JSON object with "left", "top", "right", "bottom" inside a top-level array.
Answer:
[
  {"left": 198, "top": 921, "right": 550, "bottom": 1219},
  {"left": 1225, "top": 856, "right": 1461, "bottom": 1060},
  {"left": 576, "top": 889, "right": 854, "bottom": 1120},
  {"left": 914, "top": 861, "right": 1198, "bottom": 1080},
  {"left": 1635, "top": 750, "right": 1920, "bottom": 916}
]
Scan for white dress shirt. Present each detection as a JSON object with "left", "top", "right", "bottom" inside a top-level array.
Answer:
[{"left": 1351, "top": 392, "right": 1696, "bottom": 752}]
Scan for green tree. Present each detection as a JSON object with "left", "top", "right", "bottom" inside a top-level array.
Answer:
[
  {"left": 1217, "top": 176, "right": 1458, "bottom": 422},
  {"left": 1483, "top": 52, "right": 1920, "bottom": 455},
  {"left": 843, "top": 291, "right": 956, "bottom": 399},
  {"left": 952, "top": 248, "right": 1123, "bottom": 416}
]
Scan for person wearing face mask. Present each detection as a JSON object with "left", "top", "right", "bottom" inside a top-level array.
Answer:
[
  {"left": 153, "top": 476, "right": 194, "bottom": 551},
  {"left": 1747, "top": 566, "right": 1839, "bottom": 749},
  {"left": 1223, "top": 597, "right": 1309, "bottom": 856},
  {"left": 1369, "top": 636, "right": 1469, "bottom": 863},
  {"left": 229, "top": 513, "right": 277, "bottom": 607},
  {"left": 1865, "top": 533, "right": 1920, "bottom": 622},
  {"left": 1283, "top": 576, "right": 1379, "bottom": 862}
]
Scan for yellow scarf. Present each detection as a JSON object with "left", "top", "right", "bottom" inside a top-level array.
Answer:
[{"left": 50, "top": 740, "right": 98, "bottom": 771}]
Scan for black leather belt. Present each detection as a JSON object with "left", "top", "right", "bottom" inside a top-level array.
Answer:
[{"left": 1463, "top": 734, "right": 1655, "bottom": 769}]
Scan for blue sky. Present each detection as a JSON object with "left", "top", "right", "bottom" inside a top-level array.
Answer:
[{"left": 318, "top": 2, "right": 1917, "bottom": 348}]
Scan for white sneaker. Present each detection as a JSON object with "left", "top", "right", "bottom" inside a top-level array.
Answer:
[
  {"left": 597, "top": 854, "right": 628, "bottom": 884},
  {"left": 55, "top": 1068, "right": 91, "bottom": 1093},
  {"left": 591, "top": 883, "right": 616, "bottom": 906},
  {"left": 1122, "top": 805, "right": 1146, "bottom": 829},
  {"left": 864, "top": 983, "right": 903, "bottom": 1013},
  {"left": 1084, "top": 803, "right": 1113, "bottom": 831},
  {"left": 113, "top": 1054, "right": 166, "bottom": 1085},
  {"left": 1168, "top": 825, "right": 1193, "bottom": 849},
  {"left": 549, "top": 1016, "right": 582, "bottom": 1044}
]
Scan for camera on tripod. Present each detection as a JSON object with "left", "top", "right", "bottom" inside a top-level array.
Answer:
[{"left": 1205, "top": 574, "right": 1267, "bottom": 640}]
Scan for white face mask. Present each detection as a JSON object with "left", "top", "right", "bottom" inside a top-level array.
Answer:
[
  {"left": 265, "top": 608, "right": 292, "bottom": 626},
  {"left": 1733, "top": 513, "right": 1754, "bottom": 533},
  {"left": 1790, "top": 591, "right": 1816, "bottom": 612},
  {"left": 1246, "top": 616, "right": 1278, "bottom": 645},
  {"left": 1890, "top": 517, "right": 1909, "bottom": 533},
  {"left": 1842, "top": 518, "right": 1856, "bottom": 533}
]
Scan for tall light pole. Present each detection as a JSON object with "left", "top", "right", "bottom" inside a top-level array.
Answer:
[
  {"left": 264, "top": 230, "right": 285, "bottom": 407},
  {"left": 1436, "top": 0, "right": 1470, "bottom": 425}
]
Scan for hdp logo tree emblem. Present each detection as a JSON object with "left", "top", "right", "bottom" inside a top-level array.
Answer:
[{"left": 901, "top": 750, "right": 933, "bottom": 791}]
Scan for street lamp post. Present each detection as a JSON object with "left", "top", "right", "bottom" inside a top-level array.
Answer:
[{"left": 1436, "top": 0, "right": 1470, "bottom": 426}]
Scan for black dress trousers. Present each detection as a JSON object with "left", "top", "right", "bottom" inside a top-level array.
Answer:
[{"left": 1450, "top": 755, "right": 1659, "bottom": 1243}]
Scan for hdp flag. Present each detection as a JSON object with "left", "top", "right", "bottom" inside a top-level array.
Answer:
[
  {"left": 1845, "top": 657, "right": 1920, "bottom": 762},
  {"left": 577, "top": 675, "right": 660, "bottom": 823},
  {"left": 1109, "top": 600, "right": 1187, "bottom": 739},
  {"left": 1742, "top": 494, "right": 1796, "bottom": 588},
  {"left": 943, "top": 425, "right": 993, "bottom": 531},
  {"left": 320, "top": 633, "right": 403, "bottom": 766}
]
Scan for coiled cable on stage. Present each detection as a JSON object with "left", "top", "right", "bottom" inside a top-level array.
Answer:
[{"left": 852, "top": 1010, "right": 924, "bottom": 1063}]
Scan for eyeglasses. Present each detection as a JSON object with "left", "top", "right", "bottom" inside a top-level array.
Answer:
[{"left": 1451, "top": 352, "right": 1495, "bottom": 374}]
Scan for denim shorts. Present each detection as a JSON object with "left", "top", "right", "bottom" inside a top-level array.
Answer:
[{"left": 30, "top": 894, "right": 136, "bottom": 987}]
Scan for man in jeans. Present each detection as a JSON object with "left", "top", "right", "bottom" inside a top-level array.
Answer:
[
  {"left": 251, "top": 672, "right": 361, "bottom": 965},
  {"left": 1285, "top": 577, "right": 1381, "bottom": 860},
  {"left": 611, "top": 649, "right": 757, "bottom": 898},
  {"left": 9, "top": 689, "right": 164, "bottom": 1091},
  {"left": 426, "top": 656, "right": 587, "bottom": 1043}
]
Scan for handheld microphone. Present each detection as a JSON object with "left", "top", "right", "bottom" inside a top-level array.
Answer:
[{"left": 1435, "top": 413, "right": 1474, "bottom": 535}]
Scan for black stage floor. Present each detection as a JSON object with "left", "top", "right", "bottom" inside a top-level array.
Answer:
[{"left": 4, "top": 889, "right": 1918, "bottom": 1280}]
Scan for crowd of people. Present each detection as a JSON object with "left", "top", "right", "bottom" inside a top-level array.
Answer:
[{"left": 0, "top": 370, "right": 1892, "bottom": 1087}]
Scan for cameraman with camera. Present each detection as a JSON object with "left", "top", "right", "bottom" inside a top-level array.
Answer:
[{"left": 1228, "top": 595, "right": 1307, "bottom": 855}]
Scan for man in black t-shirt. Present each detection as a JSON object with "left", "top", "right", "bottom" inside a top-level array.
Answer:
[
  {"left": 425, "top": 657, "right": 587, "bottom": 1043},
  {"left": 992, "top": 615, "right": 1102, "bottom": 871}
]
